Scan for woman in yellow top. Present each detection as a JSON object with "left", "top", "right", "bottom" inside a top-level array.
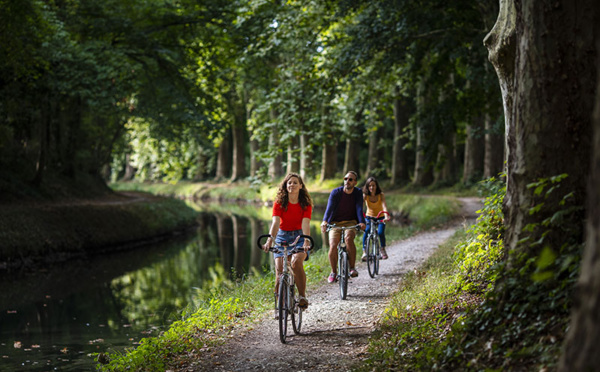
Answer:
[{"left": 361, "top": 177, "right": 391, "bottom": 260}]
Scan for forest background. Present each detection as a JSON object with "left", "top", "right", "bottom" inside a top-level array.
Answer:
[
  {"left": 1, "top": 0, "right": 600, "bottom": 370},
  {"left": 0, "top": 0, "right": 504, "bottom": 193}
]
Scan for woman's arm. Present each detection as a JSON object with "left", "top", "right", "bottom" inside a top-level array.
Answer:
[
  {"left": 263, "top": 216, "right": 281, "bottom": 251},
  {"left": 301, "top": 217, "right": 311, "bottom": 249}
]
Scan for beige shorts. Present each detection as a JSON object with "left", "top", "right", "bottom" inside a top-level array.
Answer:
[{"left": 328, "top": 220, "right": 358, "bottom": 241}]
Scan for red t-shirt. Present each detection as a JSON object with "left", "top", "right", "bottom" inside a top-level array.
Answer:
[{"left": 273, "top": 202, "right": 312, "bottom": 231}]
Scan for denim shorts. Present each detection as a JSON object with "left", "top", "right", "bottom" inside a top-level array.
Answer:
[{"left": 273, "top": 229, "right": 309, "bottom": 260}]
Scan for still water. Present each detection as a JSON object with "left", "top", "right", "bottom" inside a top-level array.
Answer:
[{"left": 0, "top": 204, "right": 324, "bottom": 371}]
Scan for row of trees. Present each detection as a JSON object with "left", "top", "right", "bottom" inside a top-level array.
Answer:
[{"left": 0, "top": 0, "right": 503, "bottom": 190}]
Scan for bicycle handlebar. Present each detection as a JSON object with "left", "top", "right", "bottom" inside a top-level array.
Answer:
[
  {"left": 256, "top": 234, "right": 315, "bottom": 253},
  {"left": 376, "top": 210, "right": 391, "bottom": 219}
]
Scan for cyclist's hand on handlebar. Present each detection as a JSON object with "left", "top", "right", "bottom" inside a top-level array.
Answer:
[
  {"left": 262, "top": 237, "right": 273, "bottom": 252},
  {"left": 359, "top": 223, "right": 366, "bottom": 231},
  {"left": 320, "top": 221, "right": 327, "bottom": 233}
]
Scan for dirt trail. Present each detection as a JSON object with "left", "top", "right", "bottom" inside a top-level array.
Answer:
[{"left": 184, "top": 197, "right": 482, "bottom": 372}]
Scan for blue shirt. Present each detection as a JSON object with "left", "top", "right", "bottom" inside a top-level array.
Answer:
[{"left": 322, "top": 186, "right": 366, "bottom": 224}]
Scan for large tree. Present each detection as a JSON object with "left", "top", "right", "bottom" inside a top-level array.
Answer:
[{"left": 558, "top": 8, "right": 600, "bottom": 370}]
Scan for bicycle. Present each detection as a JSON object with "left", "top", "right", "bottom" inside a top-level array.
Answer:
[
  {"left": 257, "top": 233, "right": 314, "bottom": 344},
  {"left": 364, "top": 210, "right": 390, "bottom": 278},
  {"left": 325, "top": 224, "right": 362, "bottom": 300}
]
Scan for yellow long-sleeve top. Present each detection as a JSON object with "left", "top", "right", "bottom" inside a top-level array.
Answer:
[{"left": 365, "top": 194, "right": 384, "bottom": 217}]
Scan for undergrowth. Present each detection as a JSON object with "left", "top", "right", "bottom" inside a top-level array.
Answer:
[{"left": 363, "top": 175, "right": 583, "bottom": 371}]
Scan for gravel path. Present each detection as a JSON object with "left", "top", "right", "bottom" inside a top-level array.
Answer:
[{"left": 183, "top": 197, "right": 482, "bottom": 372}]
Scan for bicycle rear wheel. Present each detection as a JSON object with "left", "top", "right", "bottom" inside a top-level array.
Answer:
[
  {"left": 366, "top": 235, "right": 376, "bottom": 278},
  {"left": 290, "top": 284, "right": 302, "bottom": 334},
  {"left": 339, "top": 249, "right": 349, "bottom": 300},
  {"left": 278, "top": 278, "right": 289, "bottom": 343}
]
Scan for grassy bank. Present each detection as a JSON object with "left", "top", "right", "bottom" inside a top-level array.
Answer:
[
  {"left": 97, "top": 183, "right": 462, "bottom": 371},
  {"left": 0, "top": 193, "right": 198, "bottom": 269}
]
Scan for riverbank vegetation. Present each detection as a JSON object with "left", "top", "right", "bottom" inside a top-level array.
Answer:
[{"left": 0, "top": 191, "right": 198, "bottom": 269}]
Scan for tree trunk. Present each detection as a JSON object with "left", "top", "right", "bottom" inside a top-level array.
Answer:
[
  {"left": 483, "top": 112, "right": 505, "bottom": 178},
  {"left": 32, "top": 93, "right": 51, "bottom": 187},
  {"left": 250, "top": 137, "right": 260, "bottom": 177},
  {"left": 559, "top": 10, "right": 600, "bottom": 370},
  {"left": 413, "top": 124, "right": 433, "bottom": 187},
  {"left": 435, "top": 134, "right": 457, "bottom": 185},
  {"left": 268, "top": 109, "right": 283, "bottom": 180},
  {"left": 492, "top": 0, "right": 595, "bottom": 264},
  {"left": 215, "top": 128, "right": 232, "bottom": 181},
  {"left": 286, "top": 135, "right": 299, "bottom": 174},
  {"left": 300, "top": 134, "right": 313, "bottom": 180},
  {"left": 462, "top": 118, "right": 485, "bottom": 184},
  {"left": 391, "top": 91, "right": 410, "bottom": 186},
  {"left": 268, "top": 128, "right": 283, "bottom": 180},
  {"left": 230, "top": 114, "right": 248, "bottom": 182},
  {"left": 343, "top": 138, "right": 360, "bottom": 177},
  {"left": 365, "top": 127, "right": 378, "bottom": 177},
  {"left": 320, "top": 139, "right": 337, "bottom": 181}
]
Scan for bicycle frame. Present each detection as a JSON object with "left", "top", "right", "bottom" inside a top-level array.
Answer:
[
  {"left": 365, "top": 210, "right": 389, "bottom": 278},
  {"left": 326, "top": 224, "right": 361, "bottom": 300},
  {"left": 257, "top": 233, "right": 314, "bottom": 343}
]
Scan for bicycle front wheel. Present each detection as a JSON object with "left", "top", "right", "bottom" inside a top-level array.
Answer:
[
  {"left": 290, "top": 284, "right": 302, "bottom": 334},
  {"left": 278, "top": 277, "right": 289, "bottom": 343},
  {"left": 366, "top": 235, "right": 376, "bottom": 278},
  {"left": 339, "top": 249, "right": 349, "bottom": 300},
  {"left": 374, "top": 236, "right": 380, "bottom": 275}
]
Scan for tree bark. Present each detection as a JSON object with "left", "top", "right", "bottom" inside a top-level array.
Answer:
[
  {"left": 494, "top": 0, "right": 595, "bottom": 263},
  {"left": 391, "top": 91, "right": 410, "bottom": 186},
  {"left": 558, "top": 10, "right": 600, "bottom": 370}
]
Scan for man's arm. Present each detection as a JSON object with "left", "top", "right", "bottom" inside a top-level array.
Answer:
[{"left": 355, "top": 189, "right": 366, "bottom": 225}]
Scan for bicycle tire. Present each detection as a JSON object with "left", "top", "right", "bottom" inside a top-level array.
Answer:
[
  {"left": 290, "top": 284, "right": 302, "bottom": 334},
  {"left": 367, "top": 235, "right": 376, "bottom": 278},
  {"left": 374, "top": 235, "right": 380, "bottom": 275},
  {"left": 278, "top": 277, "right": 288, "bottom": 344},
  {"left": 339, "top": 250, "right": 349, "bottom": 300}
]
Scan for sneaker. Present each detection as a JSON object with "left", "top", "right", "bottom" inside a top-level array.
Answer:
[
  {"left": 327, "top": 272, "right": 337, "bottom": 283},
  {"left": 381, "top": 247, "right": 388, "bottom": 260},
  {"left": 298, "top": 296, "right": 309, "bottom": 309},
  {"left": 361, "top": 252, "right": 367, "bottom": 262},
  {"left": 350, "top": 268, "right": 359, "bottom": 277}
]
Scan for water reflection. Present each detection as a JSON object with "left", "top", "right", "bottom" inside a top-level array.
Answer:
[{"left": 0, "top": 205, "right": 323, "bottom": 371}]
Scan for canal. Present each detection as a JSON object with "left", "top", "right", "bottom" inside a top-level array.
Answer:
[{"left": 0, "top": 203, "right": 325, "bottom": 371}]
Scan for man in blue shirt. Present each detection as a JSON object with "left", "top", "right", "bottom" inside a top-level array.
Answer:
[{"left": 320, "top": 171, "right": 366, "bottom": 283}]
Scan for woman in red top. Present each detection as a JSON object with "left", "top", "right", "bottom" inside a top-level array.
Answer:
[{"left": 262, "top": 173, "right": 313, "bottom": 310}]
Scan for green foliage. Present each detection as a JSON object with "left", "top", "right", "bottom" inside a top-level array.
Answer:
[
  {"left": 363, "top": 174, "right": 583, "bottom": 371},
  {"left": 454, "top": 176, "right": 505, "bottom": 292}
]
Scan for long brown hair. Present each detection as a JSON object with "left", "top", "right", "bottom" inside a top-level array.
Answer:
[
  {"left": 275, "top": 173, "right": 313, "bottom": 211},
  {"left": 362, "top": 176, "right": 382, "bottom": 196}
]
